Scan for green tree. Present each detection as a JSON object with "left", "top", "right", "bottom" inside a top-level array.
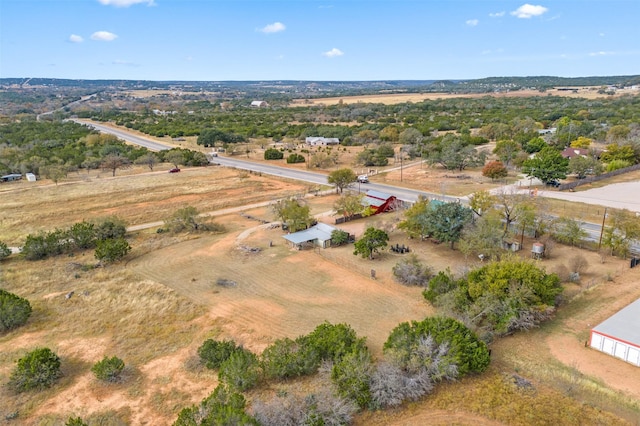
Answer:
[
  {"left": 91, "top": 356, "right": 125, "bottom": 382},
  {"left": 380, "top": 126, "right": 400, "bottom": 142},
  {"left": 334, "top": 193, "right": 364, "bottom": 219},
  {"left": 165, "top": 206, "right": 212, "bottom": 233},
  {"left": 331, "top": 229, "right": 351, "bottom": 246},
  {"left": 94, "top": 238, "right": 131, "bottom": 264},
  {"left": 303, "top": 322, "right": 367, "bottom": 363},
  {"left": 0, "top": 289, "right": 32, "bottom": 332},
  {"left": 331, "top": 347, "right": 374, "bottom": 409},
  {"left": 428, "top": 136, "right": 484, "bottom": 171},
  {"left": 165, "top": 150, "right": 185, "bottom": 168},
  {"left": 398, "top": 197, "right": 431, "bottom": 239},
  {"left": 399, "top": 128, "right": 423, "bottom": 145},
  {"left": 68, "top": 221, "right": 97, "bottom": 250},
  {"left": 218, "top": 349, "right": 261, "bottom": 392},
  {"left": 41, "top": 164, "right": 68, "bottom": 185},
  {"left": 468, "top": 190, "right": 496, "bottom": 217},
  {"left": 384, "top": 317, "right": 490, "bottom": 377},
  {"left": 9, "top": 347, "right": 62, "bottom": 392},
  {"left": 603, "top": 209, "right": 640, "bottom": 257},
  {"left": 426, "top": 202, "right": 473, "bottom": 249},
  {"left": 94, "top": 216, "right": 127, "bottom": 241},
  {"left": 600, "top": 143, "right": 636, "bottom": 164},
  {"left": 197, "top": 339, "right": 239, "bottom": 370},
  {"left": 493, "top": 139, "right": 520, "bottom": 166},
  {"left": 522, "top": 146, "right": 569, "bottom": 184},
  {"left": 551, "top": 217, "right": 588, "bottom": 246},
  {"left": 0, "top": 241, "right": 11, "bottom": 260},
  {"left": 459, "top": 213, "right": 505, "bottom": 261},
  {"left": 286, "top": 153, "right": 305, "bottom": 164},
  {"left": 174, "top": 385, "right": 258, "bottom": 426},
  {"left": 523, "top": 137, "right": 547, "bottom": 154},
  {"left": 569, "top": 155, "right": 602, "bottom": 179},
  {"left": 328, "top": 168, "right": 356, "bottom": 194},
  {"left": 264, "top": 148, "right": 284, "bottom": 160},
  {"left": 353, "top": 227, "right": 389, "bottom": 260},
  {"left": 260, "top": 337, "right": 318, "bottom": 379},
  {"left": 272, "top": 198, "right": 313, "bottom": 232}
]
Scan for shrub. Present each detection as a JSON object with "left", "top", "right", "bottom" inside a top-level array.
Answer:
[
  {"left": 286, "top": 153, "right": 305, "bottom": 164},
  {"left": 260, "top": 337, "right": 318, "bottom": 380},
  {"left": 392, "top": 254, "right": 433, "bottom": 286},
  {"left": 384, "top": 317, "right": 490, "bottom": 377},
  {"left": 21, "top": 230, "right": 69, "bottom": 260},
  {"left": 331, "top": 346, "right": 374, "bottom": 409},
  {"left": 0, "top": 241, "right": 11, "bottom": 260},
  {"left": 264, "top": 148, "right": 284, "bottom": 160},
  {"left": 94, "top": 217, "right": 127, "bottom": 241},
  {"left": 304, "top": 322, "right": 367, "bottom": 363},
  {"left": 197, "top": 339, "right": 239, "bottom": 369},
  {"left": 218, "top": 348, "right": 261, "bottom": 391},
  {"left": 482, "top": 160, "right": 508, "bottom": 180},
  {"left": 9, "top": 347, "right": 62, "bottom": 392},
  {"left": 66, "top": 417, "right": 88, "bottom": 426},
  {"left": 0, "top": 289, "right": 32, "bottom": 332},
  {"left": 174, "top": 384, "right": 258, "bottom": 426},
  {"left": 91, "top": 356, "right": 125, "bottom": 382},
  {"left": 94, "top": 237, "right": 131, "bottom": 264},
  {"left": 330, "top": 229, "right": 351, "bottom": 246}
]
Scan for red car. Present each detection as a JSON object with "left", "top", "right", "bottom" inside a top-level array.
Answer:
[{"left": 168, "top": 168, "right": 181, "bottom": 173}]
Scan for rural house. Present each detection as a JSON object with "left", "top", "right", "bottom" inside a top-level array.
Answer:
[
  {"left": 561, "top": 147, "right": 589, "bottom": 159},
  {"left": 282, "top": 222, "right": 343, "bottom": 249},
  {"left": 305, "top": 137, "right": 340, "bottom": 146},
  {"left": 589, "top": 298, "right": 640, "bottom": 367}
]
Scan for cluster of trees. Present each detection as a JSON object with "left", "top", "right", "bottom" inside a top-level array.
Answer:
[
  {"left": 179, "top": 319, "right": 489, "bottom": 424},
  {"left": 0, "top": 121, "right": 209, "bottom": 179},
  {"left": 423, "top": 258, "right": 562, "bottom": 339},
  {"left": 21, "top": 217, "right": 129, "bottom": 264},
  {"left": 271, "top": 197, "right": 314, "bottom": 232},
  {"left": 163, "top": 206, "right": 225, "bottom": 234}
]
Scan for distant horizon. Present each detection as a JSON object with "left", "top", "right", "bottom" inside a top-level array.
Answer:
[
  {"left": 2, "top": 1, "right": 639, "bottom": 81},
  {"left": 2, "top": 74, "right": 639, "bottom": 84}
]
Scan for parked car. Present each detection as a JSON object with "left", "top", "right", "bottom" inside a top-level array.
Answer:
[
  {"left": 546, "top": 179, "right": 560, "bottom": 187},
  {"left": 357, "top": 175, "right": 369, "bottom": 183},
  {"left": 168, "top": 168, "right": 181, "bottom": 173}
]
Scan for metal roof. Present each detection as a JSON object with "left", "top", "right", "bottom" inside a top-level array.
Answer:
[
  {"left": 365, "top": 190, "right": 393, "bottom": 200},
  {"left": 592, "top": 298, "right": 640, "bottom": 347},
  {"left": 282, "top": 223, "right": 338, "bottom": 245},
  {"left": 363, "top": 196, "right": 385, "bottom": 207}
]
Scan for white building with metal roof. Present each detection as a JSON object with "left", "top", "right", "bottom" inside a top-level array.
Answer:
[
  {"left": 282, "top": 223, "right": 341, "bottom": 249},
  {"left": 589, "top": 298, "right": 640, "bottom": 366}
]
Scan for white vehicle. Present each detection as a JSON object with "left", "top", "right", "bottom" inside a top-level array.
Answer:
[{"left": 357, "top": 175, "right": 369, "bottom": 183}]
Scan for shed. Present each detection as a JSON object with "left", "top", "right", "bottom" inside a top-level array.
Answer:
[
  {"left": 25, "top": 173, "right": 36, "bottom": 182},
  {"left": 362, "top": 190, "right": 398, "bottom": 215},
  {"left": 250, "top": 100, "right": 269, "bottom": 108},
  {"left": 1, "top": 173, "right": 22, "bottom": 182},
  {"left": 589, "top": 298, "right": 640, "bottom": 366},
  {"left": 282, "top": 223, "right": 342, "bottom": 249}
]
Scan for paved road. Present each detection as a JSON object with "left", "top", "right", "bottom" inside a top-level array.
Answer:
[{"left": 73, "top": 119, "right": 173, "bottom": 152}]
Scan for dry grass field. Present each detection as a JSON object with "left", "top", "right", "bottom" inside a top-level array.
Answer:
[
  {"left": 289, "top": 87, "right": 639, "bottom": 106},
  {"left": 1, "top": 165, "right": 640, "bottom": 425}
]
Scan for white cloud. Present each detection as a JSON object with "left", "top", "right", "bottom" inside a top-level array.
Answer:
[
  {"left": 589, "top": 51, "right": 614, "bottom": 56},
  {"left": 259, "top": 22, "right": 286, "bottom": 34},
  {"left": 466, "top": 19, "right": 479, "bottom": 27},
  {"left": 489, "top": 11, "right": 505, "bottom": 17},
  {"left": 97, "top": 0, "right": 155, "bottom": 7},
  {"left": 322, "top": 48, "right": 344, "bottom": 58},
  {"left": 69, "top": 34, "right": 84, "bottom": 43},
  {"left": 599, "top": 32, "right": 605, "bottom": 37},
  {"left": 91, "top": 31, "right": 118, "bottom": 41},
  {"left": 511, "top": 4, "right": 548, "bottom": 18}
]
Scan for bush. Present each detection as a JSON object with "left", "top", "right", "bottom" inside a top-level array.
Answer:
[
  {"left": 260, "top": 337, "right": 318, "bottom": 380},
  {"left": 218, "top": 348, "right": 261, "bottom": 391},
  {"left": 9, "top": 347, "right": 62, "bottom": 392},
  {"left": 91, "top": 356, "right": 125, "bottom": 382},
  {"left": 94, "top": 217, "right": 127, "bottom": 241},
  {"left": 94, "top": 237, "right": 131, "bottom": 264},
  {"left": 264, "top": 148, "right": 284, "bottom": 160},
  {"left": 304, "top": 322, "right": 367, "bottom": 363},
  {"left": 392, "top": 254, "right": 433, "bottom": 286},
  {"left": 0, "top": 289, "right": 32, "bottom": 332},
  {"left": 331, "top": 346, "right": 374, "bottom": 409},
  {"left": 174, "top": 384, "right": 258, "bottom": 426},
  {"left": 0, "top": 241, "right": 11, "bottom": 260},
  {"left": 286, "top": 153, "right": 305, "bottom": 164},
  {"left": 197, "top": 339, "right": 239, "bottom": 369},
  {"left": 21, "top": 230, "right": 68, "bottom": 260},
  {"left": 65, "top": 417, "right": 88, "bottom": 426},
  {"left": 330, "top": 229, "right": 351, "bottom": 246}
]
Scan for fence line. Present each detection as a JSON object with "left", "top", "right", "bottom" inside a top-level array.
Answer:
[{"left": 558, "top": 163, "right": 640, "bottom": 191}]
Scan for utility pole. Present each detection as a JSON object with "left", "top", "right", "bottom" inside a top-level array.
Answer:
[{"left": 598, "top": 207, "right": 607, "bottom": 250}]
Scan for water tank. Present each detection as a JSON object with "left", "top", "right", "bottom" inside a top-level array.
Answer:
[{"left": 532, "top": 243, "right": 545, "bottom": 254}]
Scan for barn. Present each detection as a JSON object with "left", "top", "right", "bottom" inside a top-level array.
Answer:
[
  {"left": 589, "top": 298, "right": 640, "bottom": 366},
  {"left": 362, "top": 190, "right": 398, "bottom": 215},
  {"left": 282, "top": 223, "right": 342, "bottom": 249}
]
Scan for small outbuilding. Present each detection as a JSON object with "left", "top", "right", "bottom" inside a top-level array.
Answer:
[
  {"left": 305, "top": 137, "right": 340, "bottom": 146},
  {"left": 589, "top": 298, "right": 640, "bottom": 367},
  {"left": 362, "top": 190, "right": 398, "bottom": 215},
  {"left": 1, "top": 173, "right": 22, "bottom": 182},
  {"left": 250, "top": 100, "right": 269, "bottom": 108},
  {"left": 282, "top": 223, "right": 342, "bottom": 249},
  {"left": 25, "top": 173, "right": 36, "bottom": 182}
]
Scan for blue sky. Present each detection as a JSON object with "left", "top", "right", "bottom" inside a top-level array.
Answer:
[{"left": 1, "top": 0, "right": 639, "bottom": 81}]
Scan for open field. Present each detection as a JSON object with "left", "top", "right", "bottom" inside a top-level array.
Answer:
[
  {"left": 1, "top": 164, "right": 640, "bottom": 424},
  {"left": 290, "top": 87, "right": 640, "bottom": 106}
]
